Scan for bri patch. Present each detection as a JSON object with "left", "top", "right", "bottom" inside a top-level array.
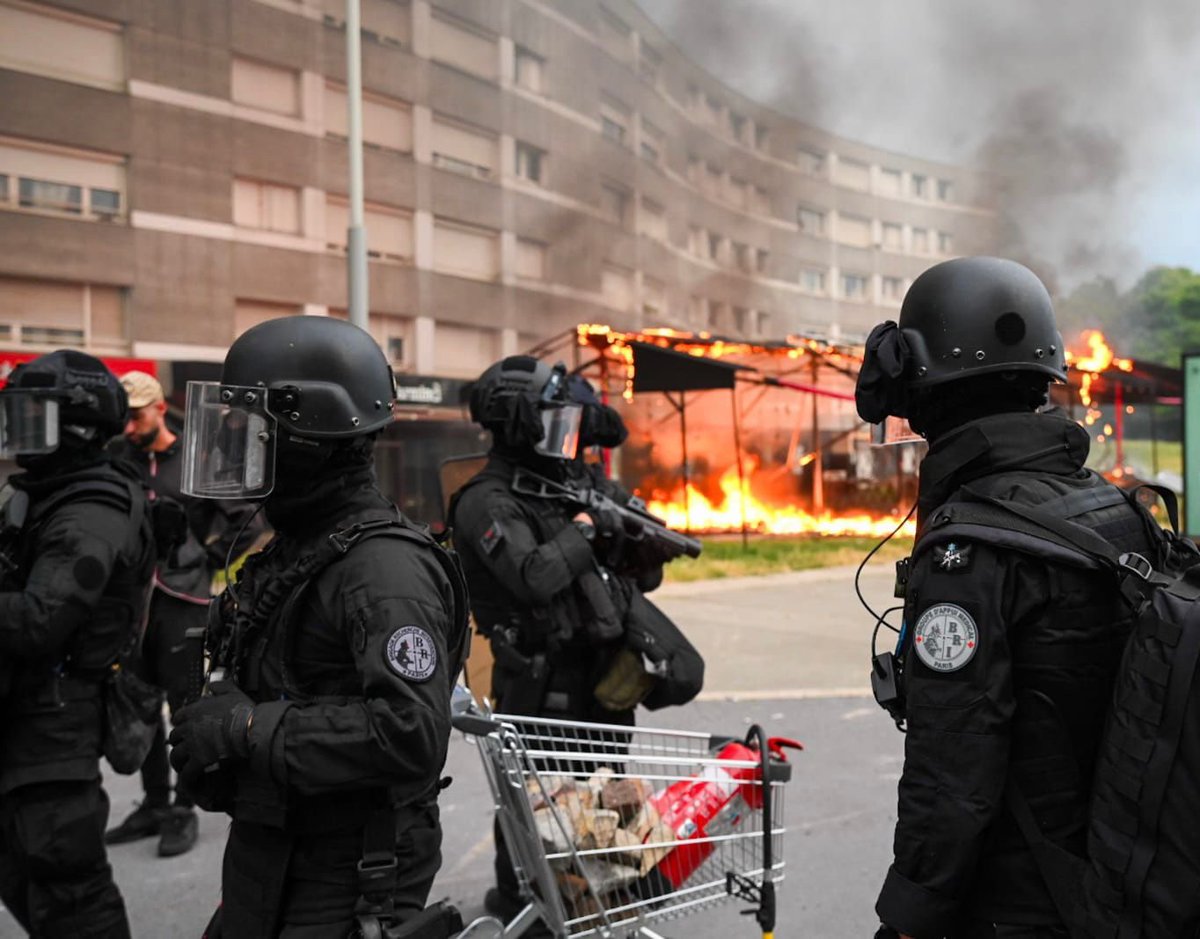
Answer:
[
  {"left": 934, "top": 542, "right": 972, "bottom": 572},
  {"left": 385, "top": 625, "right": 438, "bottom": 682},
  {"left": 480, "top": 519, "right": 505, "bottom": 555},
  {"left": 913, "top": 603, "right": 978, "bottom": 673}
]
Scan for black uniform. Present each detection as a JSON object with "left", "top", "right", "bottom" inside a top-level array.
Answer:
[
  {"left": 0, "top": 458, "right": 154, "bottom": 938},
  {"left": 876, "top": 411, "right": 1159, "bottom": 938},
  {"left": 451, "top": 453, "right": 656, "bottom": 723},
  {"left": 194, "top": 472, "right": 464, "bottom": 937},
  {"left": 109, "top": 435, "right": 260, "bottom": 813}
]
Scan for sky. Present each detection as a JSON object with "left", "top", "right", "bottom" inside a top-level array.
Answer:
[{"left": 636, "top": 0, "right": 1200, "bottom": 289}]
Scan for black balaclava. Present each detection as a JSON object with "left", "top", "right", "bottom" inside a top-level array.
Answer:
[
  {"left": 263, "top": 432, "right": 382, "bottom": 534},
  {"left": 907, "top": 372, "right": 1050, "bottom": 444},
  {"left": 12, "top": 425, "right": 109, "bottom": 489}
]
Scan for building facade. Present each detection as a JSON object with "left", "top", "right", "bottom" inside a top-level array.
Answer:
[{"left": 0, "top": 0, "right": 995, "bottom": 380}]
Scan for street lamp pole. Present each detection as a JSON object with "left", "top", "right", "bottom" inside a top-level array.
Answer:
[{"left": 346, "top": 0, "right": 369, "bottom": 331}]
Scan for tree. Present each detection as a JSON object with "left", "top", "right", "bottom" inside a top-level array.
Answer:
[{"left": 1122, "top": 267, "right": 1200, "bottom": 367}]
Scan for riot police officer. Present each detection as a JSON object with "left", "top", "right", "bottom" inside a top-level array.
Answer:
[
  {"left": 0, "top": 350, "right": 155, "bottom": 938},
  {"left": 857, "top": 258, "right": 1169, "bottom": 938},
  {"left": 451, "top": 356, "right": 700, "bottom": 923},
  {"left": 167, "top": 317, "right": 468, "bottom": 937},
  {"left": 105, "top": 370, "right": 262, "bottom": 857}
]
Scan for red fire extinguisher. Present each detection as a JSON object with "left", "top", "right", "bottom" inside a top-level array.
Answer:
[{"left": 649, "top": 734, "right": 803, "bottom": 889}]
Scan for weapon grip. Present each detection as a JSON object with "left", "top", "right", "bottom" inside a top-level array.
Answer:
[{"left": 183, "top": 624, "right": 207, "bottom": 705}]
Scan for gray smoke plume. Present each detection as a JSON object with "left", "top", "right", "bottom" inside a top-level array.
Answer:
[{"left": 635, "top": 0, "right": 1200, "bottom": 288}]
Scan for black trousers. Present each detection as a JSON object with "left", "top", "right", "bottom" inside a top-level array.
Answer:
[
  {"left": 0, "top": 779, "right": 131, "bottom": 938},
  {"left": 209, "top": 805, "right": 442, "bottom": 939},
  {"left": 135, "top": 592, "right": 207, "bottom": 810}
]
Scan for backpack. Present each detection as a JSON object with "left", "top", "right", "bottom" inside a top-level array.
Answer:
[{"left": 923, "top": 484, "right": 1200, "bottom": 938}]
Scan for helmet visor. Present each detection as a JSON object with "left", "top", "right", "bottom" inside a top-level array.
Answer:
[
  {"left": 181, "top": 382, "right": 277, "bottom": 499},
  {"left": 0, "top": 394, "right": 60, "bottom": 457},
  {"left": 534, "top": 403, "right": 582, "bottom": 460}
]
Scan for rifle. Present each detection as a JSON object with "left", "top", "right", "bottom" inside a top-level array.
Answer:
[{"left": 511, "top": 467, "right": 702, "bottom": 560}]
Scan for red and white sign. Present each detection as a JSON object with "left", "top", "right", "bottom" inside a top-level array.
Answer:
[{"left": 0, "top": 351, "right": 157, "bottom": 389}]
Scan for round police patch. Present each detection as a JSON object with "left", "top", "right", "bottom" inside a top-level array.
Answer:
[
  {"left": 385, "top": 626, "right": 438, "bottom": 682},
  {"left": 913, "top": 603, "right": 978, "bottom": 673}
]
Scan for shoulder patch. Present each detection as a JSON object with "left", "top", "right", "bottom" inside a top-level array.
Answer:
[
  {"left": 933, "top": 542, "right": 972, "bottom": 571},
  {"left": 385, "top": 625, "right": 438, "bottom": 682},
  {"left": 913, "top": 603, "right": 978, "bottom": 673},
  {"left": 479, "top": 519, "right": 505, "bottom": 555}
]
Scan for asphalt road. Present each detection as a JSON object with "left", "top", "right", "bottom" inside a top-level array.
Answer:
[{"left": 0, "top": 561, "right": 904, "bottom": 939}]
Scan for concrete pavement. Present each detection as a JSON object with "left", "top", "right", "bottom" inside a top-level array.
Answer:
[{"left": 0, "top": 558, "right": 905, "bottom": 938}]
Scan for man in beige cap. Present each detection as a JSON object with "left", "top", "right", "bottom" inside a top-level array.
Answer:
[{"left": 104, "top": 371, "right": 261, "bottom": 857}]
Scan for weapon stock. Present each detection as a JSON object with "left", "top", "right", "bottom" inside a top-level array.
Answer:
[{"left": 511, "top": 468, "right": 703, "bottom": 560}]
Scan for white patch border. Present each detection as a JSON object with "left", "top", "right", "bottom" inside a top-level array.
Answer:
[
  {"left": 385, "top": 625, "right": 438, "bottom": 682},
  {"left": 912, "top": 603, "right": 978, "bottom": 673}
]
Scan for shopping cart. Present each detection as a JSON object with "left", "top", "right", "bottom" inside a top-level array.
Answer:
[{"left": 452, "top": 697, "right": 799, "bottom": 939}]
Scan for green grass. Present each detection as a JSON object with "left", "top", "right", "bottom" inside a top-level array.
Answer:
[{"left": 664, "top": 535, "right": 913, "bottom": 582}]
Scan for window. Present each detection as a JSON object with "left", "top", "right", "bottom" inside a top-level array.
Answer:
[
  {"left": 639, "top": 198, "right": 667, "bottom": 241},
  {"left": 643, "top": 277, "right": 666, "bottom": 317},
  {"left": 597, "top": 7, "right": 632, "bottom": 59},
  {"left": 882, "top": 222, "right": 903, "bottom": 250},
  {"left": 938, "top": 231, "right": 954, "bottom": 255},
  {"left": 911, "top": 174, "right": 928, "bottom": 198},
  {"left": 601, "top": 265, "right": 633, "bottom": 311},
  {"left": 797, "top": 206, "right": 825, "bottom": 234},
  {"left": 842, "top": 273, "right": 870, "bottom": 300},
  {"left": 599, "top": 184, "right": 628, "bottom": 226},
  {"left": 514, "top": 141, "right": 545, "bottom": 184},
  {"left": 838, "top": 213, "right": 873, "bottom": 248},
  {"left": 878, "top": 167, "right": 902, "bottom": 197},
  {"left": 514, "top": 238, "right": 546, "bottom": 280},
  {"left": 800, "top": 268, "right": 826, "bottom": 294},
  {"left": 727, "top": 176, "right": 749, "bottom": 210},
  {"left": 912, "top": 227, "right": 930, "bottom": 253},
  {"left": 704, "top": 95, "right": 723, "bottom": 128},
  {"left": 749, "top": 185, "right": 771, "bottom": 215},
  {"left": 0, "top": 4, "right": 123, "bottom": 91},
  {"left": 687, "top": 226, "right": 705, "bottom": 257},
  {"left": 754, "top": 124, "right": 768, "bottom": 151},
  {"left": 19, "top": 178, "right": 81, "bottom": 214},
  {"left": 732, "top": 306, "right": 750, "bottom": 334},
  {"left": 704, "top": 163, "right": 723, "bottom": 198},
  {"left": 434, "top": 323, "right": 500, "bottom": 378},
  {"left": 0, "top": 277, "right": 123, "bottom": 346},
  {"left": 325, "top": 198, "right": 413, "bottom": 261},
  {"left": 797, "top": 148, "right": 825, "bottom": 175},
  {"left": 325, "top": 85, "right": 412, "bottom": 151},
  {"left": 322, "top": 0, "right": 410, "bottom": 47},
  {"left": 638, "top": 44, "right": 661, "bottom": 84},
  {"left": 1, "top": 139, "right": 126, "bottom": 221},
  {"left": 729, "top": 112, "right": 748, "bottom": 145},
  {"left": 755, "top": 249, "right": 768, "bottom": 274},
  {"left": 513, "top": 46, "right": 543, "bottom": 93},
  {"left": 734, "top": 242, "right": 753, "bottom": 273},
  {"left": 431, "top": 117, "right": 496, "bottom": 179},
  {"left": 234, "top": 179, "right": 300, "bottom": 233},
  {"left": 688, "top": 295, "right": 705, "bottom": 325},
  {"left": 707, "top": 232, "right": 724, "bottom": 262},
  {"left": 429, "top": 14, "right": 497, "bottom": 81},
  {"left": 882, "top": 276, "right": 905, "bottom": 301},
  {"left": 640, "top": 119, "right": 663, "bottom": 164},
  {"left": 835, "top": 157, "right": 870, "bottom": 191},
  {"left": 232, "top": 58, "right": 300, "bottom": 116},
  {"left": 756, "top": 311, "right": 771, "bottom": 336},
  {"left": 432, "top": 219, "right": 499, "bottom": 280},
  {"left": 600, "top": 99, "right": 629, "bottom": 145},
  {"left": 937, "top": 178, "right": 955, "bottom": 202}
]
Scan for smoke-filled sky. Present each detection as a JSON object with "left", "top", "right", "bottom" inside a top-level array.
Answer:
[{"left": 636, "top": 0, "right": 1200, "bottom": 288}]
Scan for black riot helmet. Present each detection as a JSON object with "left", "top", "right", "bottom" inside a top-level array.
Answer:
[
  {"left": 0, "top": 350, "right": 127, "bottom": 458},
  {"left": 468, "top": 355, "right": 582, "bottom": 459},
  {"left": 182, "top": 317, "right": 396, "bottom": 499},
  {"left": 567, "top": 374, "right": 628, "bottom": 449},
  {"left": 856, "top": 257, "right": 1066, "bottom": 426}
]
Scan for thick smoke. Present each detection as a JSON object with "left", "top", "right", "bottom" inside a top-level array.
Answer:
[{"left": 636, "top": 0, "right": 1200, "bottom": 288}]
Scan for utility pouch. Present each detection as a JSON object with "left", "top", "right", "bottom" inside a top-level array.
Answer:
[
  {"left": 353, "top": 900, "right": 464, "bottom": 939},
  {"left": 101, "top": 663, "right": 164, "bottom": 774},
  {"left": 593, "top": 646, "right": 657, "bottom": 712}
]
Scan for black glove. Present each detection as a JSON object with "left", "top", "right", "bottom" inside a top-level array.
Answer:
[
  {"left": 169, "top": 681, "right": 254, "bottom": 794},
  {"left": 873, "top": 926, "right": 901, "bottom": 939},
  {"left": 591, "top": 505, "right": 628, "bottom": 564}
]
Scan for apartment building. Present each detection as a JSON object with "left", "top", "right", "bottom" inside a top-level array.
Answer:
[{"left": 0, "top": 0, "right": 994, "bottom": 514}]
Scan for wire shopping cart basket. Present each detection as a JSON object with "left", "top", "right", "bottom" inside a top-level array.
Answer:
[{"left": 452, "top": 699, "right": 800, "bottom": 939}]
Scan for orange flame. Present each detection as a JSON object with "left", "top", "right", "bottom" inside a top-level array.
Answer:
[
  {"left": 1067, "top": 329, "right": 1133, "bottom": 374},
  {"left": 645, "top": 464, "right": 916, "bottom": 539}
]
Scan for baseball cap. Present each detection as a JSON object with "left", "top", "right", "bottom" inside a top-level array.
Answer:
[{"left": 120, "top": 370, "right": 164, "bottom": 409}]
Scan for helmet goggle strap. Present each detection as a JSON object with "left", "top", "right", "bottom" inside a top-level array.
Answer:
[
  {"left": 181, "top": 381, "right": 277, "bottom": 499},
  {"left": 0, "top": 393, "right": 60, "bottom": 458},
  {"left": 534, "top": 403, "right": 582, "bottom": 460}
]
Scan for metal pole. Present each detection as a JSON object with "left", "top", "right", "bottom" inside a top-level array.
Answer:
[
  {"left": 731, "top": 384, "right": 749, "bottom": 548},
  {"left": 346, "top": 0, "right": 369, "bottom": 330},
  {"left": 810, "top": 357, "right": 823, "bottom": 513}
]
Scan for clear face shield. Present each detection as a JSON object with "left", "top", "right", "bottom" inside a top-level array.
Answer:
[
  {"left": 534, "top": 403, "right": 582, "bottom": 460},
  {"left": 0, "top": 393, "right": 60, "bottom": 458},
  {"left": 181, "top": 382, "right": 277, "bottom": 499}
]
